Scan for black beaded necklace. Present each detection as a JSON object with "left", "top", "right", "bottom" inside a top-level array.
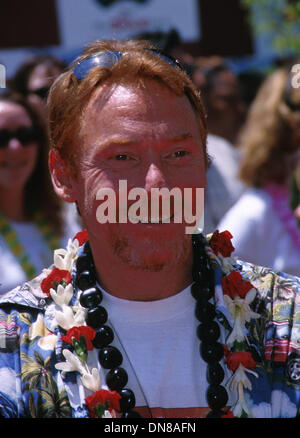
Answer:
[{"left": 74, "top": 233, "right": 229, "bottom": 418}]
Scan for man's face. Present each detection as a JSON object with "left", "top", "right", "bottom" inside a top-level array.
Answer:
[{"left": 70, "top": 79, "right": 206, "bottom": 271}]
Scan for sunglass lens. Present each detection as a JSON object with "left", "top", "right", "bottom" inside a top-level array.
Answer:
[
  {"left": 16, "top": 127, "right": 37, "bottom": 144},
  {"left": 32, "top": 87, "right": 50, "bottom": 99},
  {"left": 0, "top": 130, "right": 10, "bottom": 148}
]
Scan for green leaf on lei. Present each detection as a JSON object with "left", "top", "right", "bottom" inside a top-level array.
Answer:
[
  {"left": 240, "top": 409, "right": 249, "bottom": 418},
  {"left": 233, "top": 340, "right": 248, "bottom": 351},
  {"left": 73, "top": 336, "right": 87, "bottom": 363},
  {"left": 94, "top": 403, "right": 107, "bottom": 418}
]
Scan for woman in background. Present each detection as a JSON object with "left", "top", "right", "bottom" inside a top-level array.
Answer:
[
  {"left": 218, "top": 67, "right": 300, "bottom": 276},
  {"left": 0, "top": 92, "right": 79, "bottom": 294},
  {"left": 9, "top": 54, "right": 66, "bottom": 119}
]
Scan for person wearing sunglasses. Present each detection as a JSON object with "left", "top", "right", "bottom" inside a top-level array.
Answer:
[
  {"left": 0, "top": 92, "right": 80, "bottom": 295},
  {"left": 9, "top": 55, "right": 66, "bottom": 120},
  {"left": 0, "top": 40, "right": 299, "bottom": 420}
]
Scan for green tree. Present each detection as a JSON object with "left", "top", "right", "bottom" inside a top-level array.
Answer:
[{"left": 241, "top": 0, "right": 300, "bottom": 53}]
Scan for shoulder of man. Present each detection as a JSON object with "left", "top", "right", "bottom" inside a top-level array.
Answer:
[
  {"left": 237, "top": 258, "right": 300, "bottom": 305},
  {"left": 237, "top": 258, "right": 300, "bottom": 365},
  {"left": 0, "top": 271, "right": 50, "bottom": 354},
  {"left": 0, "top": 270, "right": 49, "bottom": 312}
]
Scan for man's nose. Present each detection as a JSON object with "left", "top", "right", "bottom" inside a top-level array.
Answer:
[{"left": 144, "top": 163, "right": 168, "bottom": 193}]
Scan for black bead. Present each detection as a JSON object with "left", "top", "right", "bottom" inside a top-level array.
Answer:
[
  {"left": 98, "top": 346, "right": 123, "bottom": 369},
  {"left": 207, "top": 384, "right": 228, "bottom": 411},
  {"left": 86, "top": 305, "right": 108, "bottom": 328},
  {"left": 76, "top": 270, "right": 96, "bottom": 290},
  {"left": 79, "top": 287, "right": 102, "bottom": 309},
  {"left": 207, "top": 362, "right": 225, "bottom": 385},
  {"left": 192, "top": 265, "right": 207, "bottom": 283},
  {"left": 192, "top": 233, "right": 206, "bottom": 249},
  {"left": 119, "top": 389, "right": 136, "bottom": 412},
  {"left": 122, "top": 410, "right": 142, "bottom": 418},
  {"left": 200, "top": 285, "right": 214, "bottom": 301},
  {"left": 200, "top": 341, "right": 224, "bottom": 363},
  {"left": 106, "top": 367, "right": 128, "bottom": 391},
  {"left": 192, "top": 248, "right": 206, "bottom": 261},
  {"left": 76, "top": 253, "right": 94, "bottom": 273},
  {"left": 191, "top": 283, "right": 201, "bottom": 300},
  {"left": 83, "top": 241, "right": 91, "bottom": 254},
  {"left": 197, "top": 321, "right": 220, "bottom": 343},
  {"left": 206, "top": 410, "right": 225, "bottom": 418},
  {"left": 92, "top": 325, "right": 114, "bottom": 348},
  {"left": 195, "top": 300, "right": 216, "bottom": 323}
]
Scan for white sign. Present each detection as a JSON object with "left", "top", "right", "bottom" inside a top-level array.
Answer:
[
  {"left": 56, "top": 0, "right": 201, "bottom": 49},
  {"left": 0, "top": 64, "right": 6, "bottom": 88}
]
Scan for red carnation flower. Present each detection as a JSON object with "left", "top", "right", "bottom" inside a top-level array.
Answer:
[
  {"left": 209, "top": 230, "right": 235, "bottom": 258},
  {"left": 85, "top": 389, "right": 121, "bottom": 418},
  {"left": 62, "top": 326, "right": 96, "bottom": 351},
  {"left": 73, "top": 229, "right": 89, "bottom": 246},
  {"left": 225, "top": 351, "right": 256, "bottom": 372},
  {"left": 221, "top": 410, "right": 234, "bottom": 418},
  {"left": 222, "top": 270, "right": 253, "bottom": 299},
  {"left": 41, "top": 267, "right": 72, "bottom": 296},
  {"left": 223, "top": 344, "right": 230, "bottom": 357}
]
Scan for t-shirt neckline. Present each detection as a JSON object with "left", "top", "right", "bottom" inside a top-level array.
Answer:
[{"left": 99, "top": 283, "right": 194, "bottom": 324}]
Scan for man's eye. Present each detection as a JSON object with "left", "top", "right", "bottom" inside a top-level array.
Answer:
[
  {"left": 114, "top": 154, "right": 130, "bottom": 160},
  {"left": 171, "top": 150, "right": 187, "bottom": 158}
]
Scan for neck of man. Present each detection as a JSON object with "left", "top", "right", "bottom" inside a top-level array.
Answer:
[
  {"left": 0, "top": 187, "right": 27, "bottom": 222},
  {"left": 89, "top": 239, "right": 194, "bottom": 302}
]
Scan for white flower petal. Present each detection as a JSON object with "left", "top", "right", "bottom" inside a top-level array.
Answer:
[
  {"left": 55, "top": 361, "right": 76, "bottom": 372},
  {"left": 64, "top": 283, "right": 74, "bottom": 305},
  {"left": 103, "top": 411, "right": 113, "bottom": 418},
  {"left": 50, "top": 283, "right": 74, "bottom": 307},
  {"left": 245, "top": 288, "right": 257, "bottom": 305},
  {"left": 53, "top": 254, "right": 66, "bottom": 270},
  {"left": 232, "top": 381, "right": 253, "bottom": 418},
  {"left": 64, "top": 349, "right": 86, "bottom": 373},
  {"left": 55, "top": 349, "right": 86, "bottom": 374},
  {"left": 55, "top": 305, "right": 75, "bottom": 330},
  {"left": 81, "top": 368, "right": 101, "bottom": 392},
  {"left": 73, "top": 307, "right": 86, "bottom": 326}
]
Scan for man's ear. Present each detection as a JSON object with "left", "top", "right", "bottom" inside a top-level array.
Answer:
[{"left": 49, "top": 149, "right": 77, "bottom": 203}]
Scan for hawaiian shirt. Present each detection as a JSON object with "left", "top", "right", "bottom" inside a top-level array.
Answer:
[{"left": 0, "top": 245, "right": 300, "bottom": 418}]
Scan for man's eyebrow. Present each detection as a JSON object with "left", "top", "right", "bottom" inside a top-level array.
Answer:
[
  {"left": 170, "top": 132, "right": 194, "bottom": 142},
  {"left": 96, "top": 137, "right": 135, "bottom": 149},
  {"left": 96, "top": 132, "right": 194, "bottom": 149}
]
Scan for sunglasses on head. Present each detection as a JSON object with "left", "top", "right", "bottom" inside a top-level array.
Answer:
[
  {"left": 0, "top": 127, "right": 38, "bottom": 149},
  {"left": 72, "top": 49, "right": 183, "bottom": 81}
]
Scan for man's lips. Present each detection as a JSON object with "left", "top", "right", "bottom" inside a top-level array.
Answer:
[{"left": 127, "top": 214, "right": 175, "bottom": 224}]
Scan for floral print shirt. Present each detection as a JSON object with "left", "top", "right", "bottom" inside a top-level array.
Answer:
[{"left": 0, "top": 249, "right": 300, "bottom": 418}]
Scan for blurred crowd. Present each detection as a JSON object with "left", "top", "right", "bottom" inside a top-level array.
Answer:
[
  {"left": 0, "top": 55, "right": 81, "bottom": 294},
  {"left": 0, "top": 29, "right": 300, "bottom": 295}
]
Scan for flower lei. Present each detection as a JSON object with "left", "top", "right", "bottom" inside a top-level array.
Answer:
[
  {"left": 41, "top": 230, "right": 121, "bottom": 418},
  {"left": 40, "top": 228, "right": 261, "bottom": 418},
  {"left": 207, "top": 230, "right": 260, "bottom": 418}
]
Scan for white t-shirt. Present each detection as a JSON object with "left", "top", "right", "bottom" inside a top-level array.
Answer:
[
  {"left": 217, "top": 188, "right": 300, "bottom": 276},
  {"left": 0, "top": 205, "right": 81, "bottom": 295},
  {"left": 100, "top": 284, "right": 235, "bottom": 418}
]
